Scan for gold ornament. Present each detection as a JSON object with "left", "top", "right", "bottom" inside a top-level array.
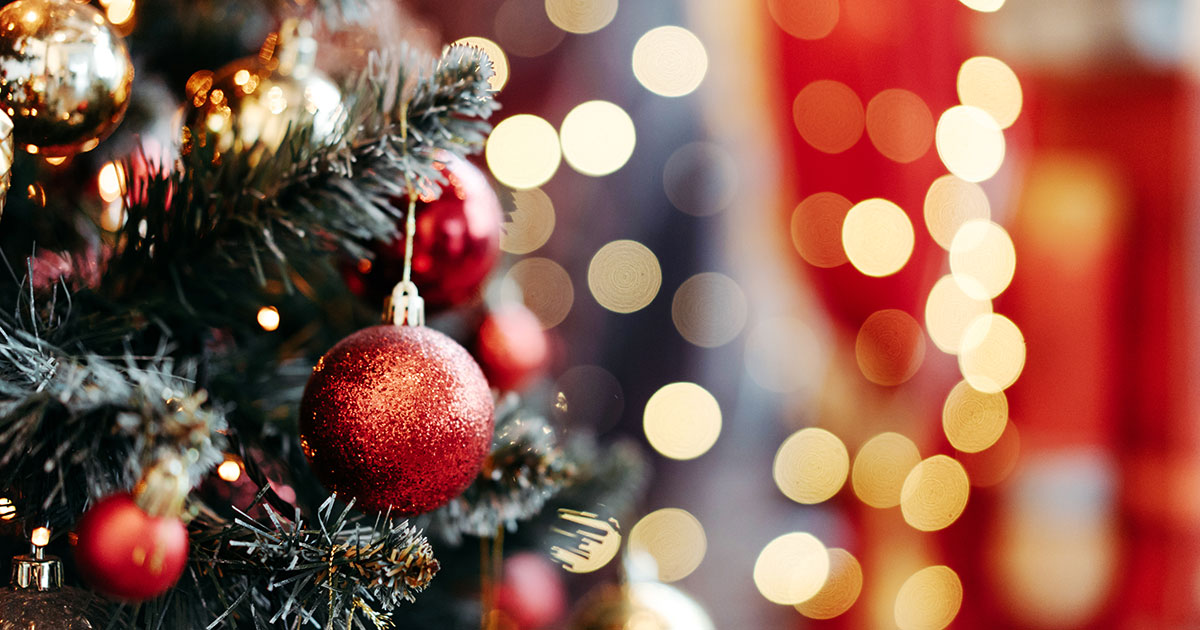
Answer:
[
  {"left": 182, "top": 19, "right": 345, "bottom": 161},
  {"left": 0, "top": 0, "right": 134, "bottom": 157},
  {"left": 570, "top": 582, "right": 714, "bottom": 630}
]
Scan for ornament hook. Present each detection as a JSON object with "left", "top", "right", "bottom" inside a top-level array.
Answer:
[{"left": 387, "top": 281, "right": 425, "bottom": 326}]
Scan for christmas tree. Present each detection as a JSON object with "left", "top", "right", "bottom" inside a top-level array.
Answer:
[{"left": 0, "top": 0, "right": 646, "bottom": 627}]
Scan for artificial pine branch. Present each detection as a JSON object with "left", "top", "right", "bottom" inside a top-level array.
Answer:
[
  {"left": 426, "top": 396, "right": 576, "bottom": 544},
  {"left": 0, "top": 306, "right": 226, "bottom": 528},
  {"left": 176, "top": 493, "right": 439, "bottom": 630}
]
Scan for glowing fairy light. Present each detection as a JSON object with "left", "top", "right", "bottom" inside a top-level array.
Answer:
[
  {"left": 31, "top": 527, "right": 50, "bottom": 547},
  {"left": 842, "top": 199, "right": 914, "bottom": 277},
  {"left": 754, "top": 532, "right": 830, "bottom": 605},
  {"left": 454, "top": 37, "right": 510, "bottom": 91},
  {"left": 560, "top": 100, "right": 636, "bottom": 176},
  {"left": 773, "top": 428, "right": 849, "bottom": 504},
  {"left": 257, "top": 306, "right": 280, "bottom": 331},
  {"left": 627, "top": 508, "right": 707, "bottom": 582},
  {"left": 217, "top": 457, "right": 242, "bottom": 482}
]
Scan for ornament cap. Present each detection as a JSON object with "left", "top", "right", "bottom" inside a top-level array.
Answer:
[
  {"left": 386, "top": 281, "right": 426, "bottom": 326},
  {"left": 11, "top": 553, "right": 63, "bottom": 591},
  {"left": 133, "top": 455, "right": 189, "bottom": 518}
]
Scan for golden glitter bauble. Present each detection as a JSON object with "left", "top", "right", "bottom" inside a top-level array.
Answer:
[
  {"left": 182, "top": 19, "right": 345, "bottom": 161},
  {"left": 0, "top": 0, "right": 134, "bottom": 157},
  {"left": 570, "top": 583, "right": 714, "bottom": 630}
]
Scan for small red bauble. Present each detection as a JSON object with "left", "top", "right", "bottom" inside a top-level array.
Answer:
[
  {"left": 344, "top": 155, "right": 503, "bottom": 308},
  {"left": 74, "top": 493, "right": 189, "bottom": 601},
  {"left": 496, "top": 552, "right": 567, "bottom": 629},
  {"left": 299, "top": 325, "right": 495, "bottom": 515},
  {"left": 476, "top": 304, "right": 548, "bottom": 391}
]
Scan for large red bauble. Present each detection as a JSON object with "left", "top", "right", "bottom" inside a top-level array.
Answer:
[
  {"left": 475, "top": 304, "right": 548, "bottom": 392},
  {"left": 74, "top": 493, "right": 189, "bottom": 601},
  {"left": 299, "top": 325, "right": 494, "bottom": 515},
  {"left": 344, "top": 156, "right": 503, "bottom": 308}
]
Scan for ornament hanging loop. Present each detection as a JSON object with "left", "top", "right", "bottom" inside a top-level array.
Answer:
[{"left": 387, "top": 281, "right": 425, "bottom": 326}]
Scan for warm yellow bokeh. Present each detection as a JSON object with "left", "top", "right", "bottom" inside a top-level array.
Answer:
[
  {"left": 587, "top": 239, "right": 661, "bottom": 313},
  {"left": 501, "top": 188, "right": 556, "bottom": 255},
  {"left": 560, "top": 100, "right": 636, "bottom": 176},
  {"left": 453, "top": 37, "right": 510, "bottom": 91},
  {"left": 486, "top": 114, "right": 562, "bottom": 189},
  {"left": 753, "top": 532, "right": 831, "bottom": 605},
  {"left": 852, "top": 432, "right": 922, "bottom": 509},
  {"left": 957, "top": 56, "right": 1022, "bottom": 129},
  {"left": 643, "top": 382, "right": 721, "bottom": 460},
  {"left": 900, "top": 455, "right": 970, "bottom": 532},
  {"left": 795, "top": 548, "right": 863, "bottom": 620},
  {"left": 97, "top": 161, "right": 124, "bottom": 202},
  {"left": 950, "top": 220, "right": 1016, "bottom": 300},
  {"left": 855, "top": 309, "right": 925, "bottom": 386},
  {"left": 217, "top": 458, "right": 241, "bottom": 482},
  {"left": 924, "top": 175, "right": 991, "bottom": 250},
  {"left": 925, "top": 275, "right": 993, "bottom": 355},
  {"left": 943, "top": 380, "right": 1008, "bottom": 453},
  {"left": 544, "top": 0, "right": 618, "bottom": 34},
  {"left": 895, "top": 565, "right": 964, "bottom": 630},
  {"left": 842, "top": 199, "right": 914, "bottom": 277},
  {"left": 773, "top": 428, "right": 849, "bottom": 504},
  {"left": 505, "top": 257, "right": 574, "bottom": 329},
  {"left": 257, "top": 306, "right": 280, "bottom": 332},
  {"left": 959, "top": 0, "right": 1006, "bottom": 13},
  {"left": 627, "top": 508, "right": 707, "bottom": 582},
  {"left": 935, "top": 105, "right": 1006, "bottom": 183},
  {"left": 959, "top": 313, "right": 1026, "bottom": 393},
  {"left": 632, "top": 26, "right": 708, "bottom": 97}
]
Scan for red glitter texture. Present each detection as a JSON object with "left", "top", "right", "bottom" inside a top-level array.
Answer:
[{"left": 299, "top": 325, "right": 494, "bottom": 515}]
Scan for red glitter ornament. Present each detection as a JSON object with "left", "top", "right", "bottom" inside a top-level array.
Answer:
[
  {"left": 343, "top": 155, "right": 503, "bottom": 309},
  {"left": 299, "top": 325, "right": 494, "bottom": 515},
  {"left": 74, "top": 493, "right": 189, "bottom": 601},
  {"left": 476, "top": 304, "right": 548, "bottom": 392}
]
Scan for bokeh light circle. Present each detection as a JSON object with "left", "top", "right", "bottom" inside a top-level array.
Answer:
[
  {"left": 453, "top": 37, "right": 510, "bottom": 91},
  {"left": 942, "top": 380, "right": 1008, "bottom": 453},
  {"left": 587, "top": 239, "right": 662, "bottom": 313},
  {"left": 924, "top": 175, "right": 991, "bottom": 250},
  {"left": 795, "top": 548, "right": 863, "bottom": 619},
  {"left": 791, "top": 192, "right": 851, "bottom": 268},
  {"left": 632, "top": 26, "right": 708, "bottom": 97},
  {"left": 950, "top": 219, "right": 1016, "bottom": 300},
  {"left": 505, "top": 257, "right": 574, "bottom": 328},
  {"left": 671, "top": 272, "right": 748, "bottom": 348},
  {"left": 501, "top": 188, "right": 556, "bottom": 254},
  {"left": 754, "top": 532, "right": 831, "bottom": 605},
  {"left": 643, "top": 382, "right": 721, "bottom": 460},
  {"left": 545, "top": 0, "right": 618, "bottom": 34},
  {"left": 793, "top": 80, "right": 865, "bottom": 154},
  {"left": 900, "top": 455, "right": 970, "bottom": 532},
  {"left": 925, "top": 275, "right": 993, "bottom": 355},
  {"left": 852, "top": 432, "right": 922, "bottom": 509},
  {"left": 628, "top": 508, "right": 707, "bottom": 582},
  {"left": 773, "top": 428, "right": 850, "bottom": 504},
  {"left": 957, "top": 56, "right": 1022, "bottom": 129},
  {"left": 767, "top": 0, "right": 839, "bottom": 40},
  {"left": 663, "top": 142, "right": 738, "bottom": 216},
  {"left": 866, "top": 89, "right": 934, "bottom": 163},
  {"left": 842, "top": 199, "right": 915, "bottom": 277},
  {"left": 935, "top": 105, "right": 1005, "bottom": 183},
  {"left": 959, "top": 313, "right": 1026, "bottom": 393},
  {"left": 895, "top": 566, "right": 964, "bottom": 630},
  {"left": 855, "top": 309, "right": 926, "bottom": 386},
  {"left": 486, "top": 114, "right": 562, "bottom": 189},
  {"left": 560, "top": 100, "right": 636, "bottom": 176}
]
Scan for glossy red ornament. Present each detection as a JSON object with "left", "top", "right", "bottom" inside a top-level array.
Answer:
[
  {"left": 299, "top": 325, "right": 494, "bottom": 515},
  {"left": 344, "top": 156, "right": 502, "bottom": 308},
  {"left": 476, "top": 304, "right": 548, "bottom": 391},
  {"left": 496, "top": 552, "right": 567, "bottom": 629},
  {"left": 73, "top": 493, "right": 188, "bottom": 602}
]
